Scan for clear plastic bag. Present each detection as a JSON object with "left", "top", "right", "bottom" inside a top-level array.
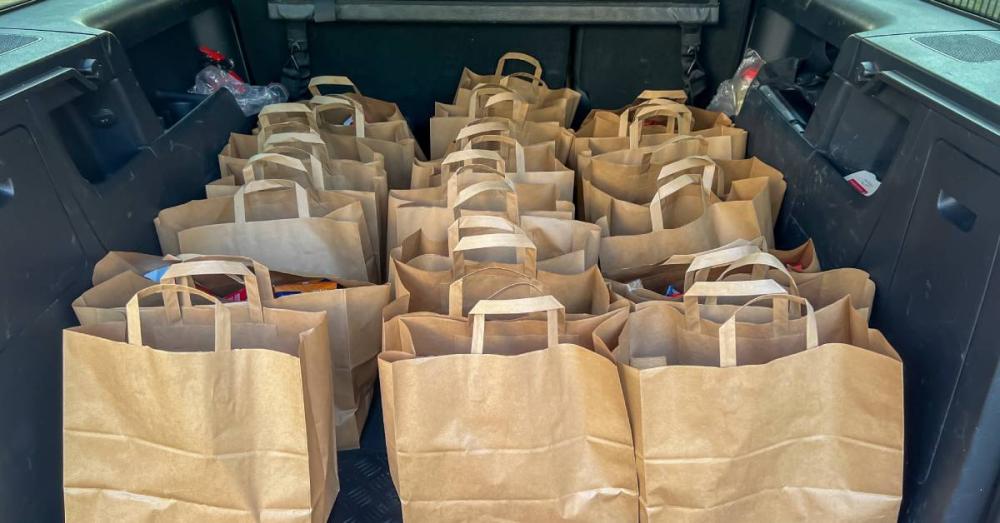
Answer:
[
  {"left": 707, "top": 49, "right": 764, "bottom": 117},
  {"left": 190, "top": 65, "right": 288, "bottom": 116}
]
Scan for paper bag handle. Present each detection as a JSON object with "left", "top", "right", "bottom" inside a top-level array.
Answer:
[
  {"left": 160, "top": 260, "right": 265, "bottom": 323},
  {"left": 469, "top": 295, "right": 564, "bottom": 354},
  {"left": 468, "top": 85, "right": 512, "bottom": 118},
  {"left": 164, "top": 254, "right": 277, "bottom": 299},
  {"left": 718, "top": 252, "right": 801, "bottom": 296},
  {"left": 682, "top": 280, "right": 788, "bottom": 331},
  {"left": 463, "top": 134, "right": 526, "bottom": 175},
  {"left": 233, "top": 179, "right": 310, "bottom": 224},
  {"left": 621, "top": 103, "right": 693, "bottom": 141},
  {"left": 494, "top": 52, "right": 543, "bottom": 80},
  {"left": 638, "top": 135, "right": 711, "bottom": 168},
  {"left": 308, "top": 75, "right": 361, "bottom": 96},
  {"left": 126, "top": 284, "right": 231, "bottom": 352},
  {"left": 683, "top": 244, "right": 764, "bottom": 290},
  {"left": 241, "top": 153, "right": 308, "bottom": 183},
  {"left": 618, "top": 98, "right": 683, "bottom": 131},
  {"left": 636, "top": 90, "right": 688, "bottom": 103},
  {"left": 657, "top": 156, "right": 722, "bottom": 195},
  {"left": 500, "top": 71, "right": 546, "bottom": 99},
  {"left": 448, "top": 179, "right": 520, "bottom": 223},
  {"left": 649, "top": 174, "right": 710, "bottom": 231},
  {"left": 447, "top": 215, "right": 521, "bottom": 253},
  {"left": 455, "top": 121, "right": 513, "bottom": 145},
  {"left": 623, "top": 104, "right": 694, "bottom": 146},
  {"left": 441, "top": 149, "right": 506, "bottom": 174},
  {"left": 260, "top": 146, "right": 328, "bottom": 190},
  {"left": 452, "top": 233, "right": 537, "bottom": 278},
  {"left": 262, "top": 130, "right": 325, "bottom": 149},
  {"left": 450, "top": 164, "right": 508, "bottom": 181},
  {"left": 258, "top": 103, "right": 315, "bottom": 128},
  {"left": 313, "top": 95, "right": 365, "bottom": 138},
  {"left": 718, "top": 294, "right": 818, "bottom": 367},
  {"left": 447, "top": 266, "right": 542, "bottom": 317},
  {"left": 484, "top": 91, "right": 529, "bottom": 123},
  {"left": 257, "top": 121, "right": 317, "bottom": 150}
]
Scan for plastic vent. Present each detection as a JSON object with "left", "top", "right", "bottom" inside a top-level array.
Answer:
[
  {"left": 0, "top": 33, "right": 38, "bottom": 55},
  {"left": 913, "top": 34, "right": 1000, "bottom": 63}
]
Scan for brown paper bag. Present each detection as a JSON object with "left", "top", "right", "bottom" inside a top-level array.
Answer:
[
  {"left": 217, "top": 132, "right": 260, "bottom": 178},
  {"left": 591, "top": 156, "right": 724, "bottom": 236},
  {"left": 388, "top": 174, "right": 546, "bottom": 253},
  {"left": 453, "top": 52, "right": 581, "bottom": 127},
  {"left": 572, "top": 92, "right": 691, "bottom": 167},
  {"left": 706, "top": 250, "right": 875, "bottom": 320},
  {"left": 155, "top": 179, "right": 378, "bottom": 282},
  {"left": 64, "top": 282, "right": 337, "bottom": 522},
  {"left": 432, "top": 86, "right": 518, "bottom": 159},
  {"left": 391, "top": 232, "right": 540, "bottom": 305},
  {"left": 449, "top": 78, "right": 570, "bottom": 128},
  {"left": 169, "top": 258, "right": 390, "bottom": 450},
  {"left": 775, "top": 238, "right": 821, "bottom": 272},
  {"left": 607, "top": 283, "right": 903, "bottom": 522},
  {"left": 581, "top": 136, "right": 717, "bottom": 220},
  {"left": 459, "top": 134, "right": 574, "bottom": 202},
  {"left": 91, "top": 251, "right": 168, "bottom": 286},
  {"left": 389, "top": 214, "right": 590, "bottom": 278},
  {"left": 380, "top": 297, "right": 637, "bottom": 522},
  {"left": 443, "top": 213, "right": 593, "bottom": 274},
  {"left": 436, "top": 150, "right": 570, "bottom": 213},
  {"left": 74, "top": 253, "right": 391, "bottom": 448},
  {"left": 262, "top": 133, "right": 389, "bottom": 255},
  {"left": 605, "top": 236, "right": 821, "bottom": 290},
  {"left": 389, "top": 227, "right": 617, "bottom": 317},
  {"left": 615, "top": 245, "right": 875, "bottom": 320},
  {"left": 313, "top": 96, "right": 424, "bottom": 190},
  {"left": 593, "top": 155, "right": 784, "bottom": 239},
  {"left": 445, "top": 265, "right": 629, "bottom": 318},
  {"left": 431, "top": 91, "right": 574, "bottom": 162},
  {"left": 307, "top": 75, "right": 412, "bottom": 128},
  {"left": 204, "top": 152, "right": 383, "bottom": 271},
  {"left": 458, "top": 116, "right": 575, "bottom": 165},
  {"left": 572, "top": 99, "right": 746, "bottom": 169},
  {"left": 598, "top": 173, "right": 772, "bottom": 277},
  {"left": 208, "top": 153, "right": 324, "bottom": 197}
]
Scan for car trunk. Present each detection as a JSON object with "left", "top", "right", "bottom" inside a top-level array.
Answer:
[{"left": 0, "top": 0, "right": 998, "bottom": 521}]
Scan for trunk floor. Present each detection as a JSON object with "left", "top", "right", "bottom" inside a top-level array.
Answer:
[{"left": 331, "top": 383, "right": 403, "bottom": 522}]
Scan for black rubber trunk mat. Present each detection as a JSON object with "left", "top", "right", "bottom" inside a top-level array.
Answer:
[{"left": 330, "top": 383, "right": 403, "bottom": 522}]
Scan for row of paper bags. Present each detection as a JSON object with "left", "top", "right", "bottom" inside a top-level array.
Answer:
[
  {"left": 65, "top": 243, "right": 903, "bottom": 522},
  {"left": 60, "top": 51, "right": 905, "bottom": 522}
]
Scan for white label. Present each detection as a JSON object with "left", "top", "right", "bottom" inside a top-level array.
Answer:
[{"left": 845, "top": 170, "right": 881, "bottom": 197}]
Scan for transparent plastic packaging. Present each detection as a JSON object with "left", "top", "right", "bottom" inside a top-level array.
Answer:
[
  {"left": 707, "top": 49, "right": 764, "bottom": 117},
  {"left": 190, "top": 65, "right": 288, "bottom": 116}
]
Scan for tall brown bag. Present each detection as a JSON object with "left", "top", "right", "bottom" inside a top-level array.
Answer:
[
  {"left": 64, "top": 282, "right": 337, "bottom": 522},
  {"left": 379, "top": 297, "right": 638, "bottom": 522},
  {"left": 604, "top": 282, "right": 903, "bottom": 522},
  {"left": 71, "top": 254, "right": 390, "bottom": 449}
]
